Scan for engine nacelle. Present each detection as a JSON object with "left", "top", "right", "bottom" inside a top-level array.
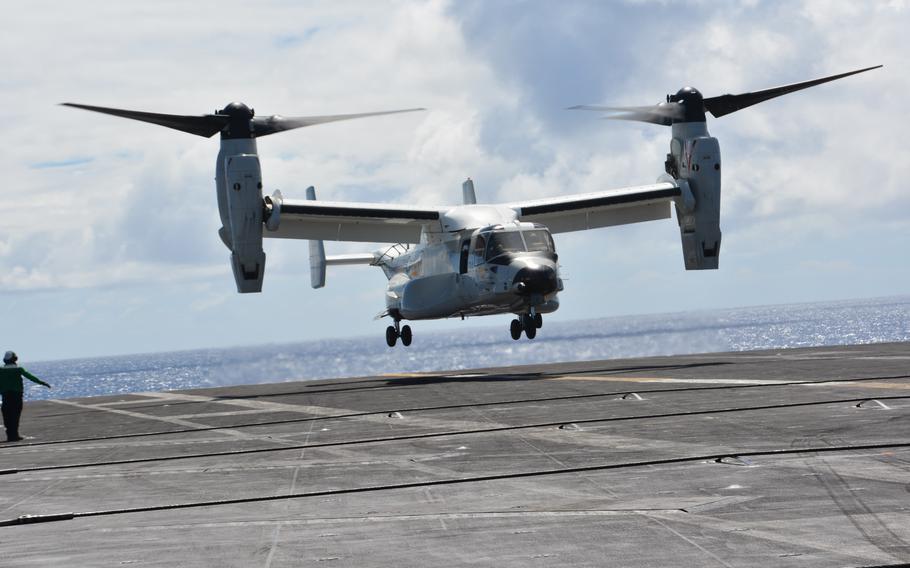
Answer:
[
  {"left": 669, "top": 122, "right": 721, "bottom": 270},
  {"left": 224, "top": 154, "right": 266, "bottom": 293}
]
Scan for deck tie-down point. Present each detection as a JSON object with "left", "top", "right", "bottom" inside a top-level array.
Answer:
[
  {"left": 855, "top": 399, "right": 890, "bottom": 410},
  {"left": 714, "top": 455, "right": 754, "bottom": 466},
  {"left": 620, "top": 392, "right": 644, "bottom": 401}
]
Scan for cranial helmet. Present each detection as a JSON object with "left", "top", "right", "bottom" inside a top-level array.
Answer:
[{"left": 3, "top": 351, "right": 16, "bottom": 364}]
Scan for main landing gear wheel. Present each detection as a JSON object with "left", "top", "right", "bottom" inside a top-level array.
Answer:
[
  {"left": 385, "top": 325, "right": 398, "bottom": 347},
  {"left": 522, "top": 314, "right": 537, "bottom": 339},
  {"left": 386, "top": 322, "right": 412, "bottom": 347},
  {"left": 400, "top": 325, "right": 412, "bottom": 347},
  {"left": 534, "top": 313, "right": 543, "bottom": 329},
  {"left": 510, "top": 319, "right": 522, "bottom": 340}
]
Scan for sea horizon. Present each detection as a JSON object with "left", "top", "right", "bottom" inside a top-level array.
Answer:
[{"left": 18, "top": 293, "right": 910, "bottom": 401}]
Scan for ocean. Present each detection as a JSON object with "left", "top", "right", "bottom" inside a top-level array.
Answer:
[{"left": 20, "top": 295, "right": 910, "bottom": 401}]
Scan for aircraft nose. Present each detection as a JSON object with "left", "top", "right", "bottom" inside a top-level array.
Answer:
[{"left": 513, "top": 264, "right": 558, "bottom": 295}]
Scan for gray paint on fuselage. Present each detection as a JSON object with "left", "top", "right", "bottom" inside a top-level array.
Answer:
[{"left": 379, "top": 217, "right": 561, "bottom": 320}]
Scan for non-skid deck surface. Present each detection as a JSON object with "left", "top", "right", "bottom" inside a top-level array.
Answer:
[{"left": 1, "top": 343, "right": 909, "bottom": 567}]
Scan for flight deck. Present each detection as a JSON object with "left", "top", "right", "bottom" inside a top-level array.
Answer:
[{"left": 1, "top": 342, "right": 908, "bottom": 566}]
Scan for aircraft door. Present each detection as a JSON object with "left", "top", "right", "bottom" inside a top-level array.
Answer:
[{"left": 459, "top": 239, "right": 470, "bottom": 274}]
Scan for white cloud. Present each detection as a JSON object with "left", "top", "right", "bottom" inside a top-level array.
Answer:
[{"left": 0, "top": 0, "right": 906, "bottom": 358}]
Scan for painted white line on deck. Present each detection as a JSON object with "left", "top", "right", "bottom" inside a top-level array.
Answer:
[
  {"left": 807, "top": 381, "right": 910, "bottom": 390},
  {"left": 145, "top": 391, "right": 364, "bottom": 418},
  {"left": 547, "top": 376, "right": 784, "bottom": 385},
  {"left": 49, "top": 399, "right": 289, "bottom": 443},
  {"left": 145, "top": 391, "right": 518, "bottom": 434},
  {"left": 96, "top": 509, "right": 690, "bottom": 532},
  {"left": 170, "top": 409, "right": 288, "bottom": 419},
  {"left": 121, "top": 392, "right": 708, "bottom": 454},
  {"left": 645, "top": 510, "right": 899, "bottom": 564},
  {"left": 551, "top": 376, "right": 910, "bottom": 391}
]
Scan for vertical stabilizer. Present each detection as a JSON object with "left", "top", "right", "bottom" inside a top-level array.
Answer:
[
  {"left": 307, "top": 186, "right": 327, "bottom": 288},
  {"left": 462, "top": 178, "right": 477, "bottom": 205}
]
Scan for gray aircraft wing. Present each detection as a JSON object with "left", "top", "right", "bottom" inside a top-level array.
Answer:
[
  {"left": 266, "top": 195, "right": 444, "bottom": 244},
  {"left": 507, "top": 182, "right": 681, "bottom": 233}
]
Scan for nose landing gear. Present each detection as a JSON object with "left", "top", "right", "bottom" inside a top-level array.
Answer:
[
  {"left": 510, "top": 311, "right": 543, "bottom": 340},
  {"left": 522, "top": 313, "right": 537, "bottom": 339},
  {"left": 386, "top": 321, "right": 413, "bottom": 347}
]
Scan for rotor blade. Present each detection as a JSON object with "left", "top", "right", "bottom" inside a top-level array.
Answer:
[
  {"left": 569, "top": 102, "right": 683, "bottom": 126},
  {"left": 568, "top": 104, "right": 618, "bottom": 112},
  {"left": 703, "top": 64, "right": 882, "bottom": 118},
  {"left": 605, "top": 111, "right": 674, "bottom": 126},
  {"left": 61, "top": 103, "right": 229, "bottom": 138},
  {"left": 252, "top": 108, "right": 425, "bottom": 137}
]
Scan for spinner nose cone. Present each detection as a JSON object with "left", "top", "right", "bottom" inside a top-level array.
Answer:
[
  {"left": 669, "top": 87, "right": 706, "bottom": 123},
  {"left": 219, "top": 102, "right": 256, "bottom": 139},
  {"left": 220, "top": 102, "right": 254, "bottom": 119},
  {"left": 513, "top": 264, "right": 558, "bottom": 295},
  {"left": 674, "top": 86, "right": 703, "bottom": 102}
]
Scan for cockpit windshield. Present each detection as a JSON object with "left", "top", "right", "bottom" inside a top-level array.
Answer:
[
  {"left": 485, "top": 232, "right": 525, "bottom": 260},
  {"left": 484, "top": 229, "right": 554, "bottom": 261},
  {"left": 523, "top": 230, "right": 555, "bottom": 253}
]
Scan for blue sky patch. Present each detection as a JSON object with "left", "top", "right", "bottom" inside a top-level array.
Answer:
[
  {"left": 274, "top": 27, "right": 320, "bottom": 48},
  {"left": 30, "top": 157, "right": 94, "bottom": 169}
]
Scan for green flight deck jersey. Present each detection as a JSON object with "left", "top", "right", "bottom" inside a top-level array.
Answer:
[{"left": 0, "top": 364, "right": 50, "bottom": 393}]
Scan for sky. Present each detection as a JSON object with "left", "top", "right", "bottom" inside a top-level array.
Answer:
[{"left": 1, "top": 0, "right": 908, "bottom": 361}]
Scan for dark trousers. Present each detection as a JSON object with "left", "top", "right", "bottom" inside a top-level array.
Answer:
[{"left": 1, "top": 391, "right": 23, "bottom": 441}]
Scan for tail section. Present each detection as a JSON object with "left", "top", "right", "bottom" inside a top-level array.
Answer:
[
  {"left": 306, "top": 186, "right": 328, "bottom": 288},
  {"left": 306, "top": 186, "right": 377, "bottom": 288},
  {"left": 462, "top": 178, "right": 477, "bottom": 205}
]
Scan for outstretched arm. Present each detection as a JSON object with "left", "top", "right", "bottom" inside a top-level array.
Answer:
[{"left": 22, "top": 369, "right": 51, "bottom": 389}]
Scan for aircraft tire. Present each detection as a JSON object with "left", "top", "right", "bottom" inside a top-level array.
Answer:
[
  {"left": 401, "top": 325, "right": 412, "bottom": 347},
  {"left": 534, "top": 313, "right": 543, "bottom": 329},
  {"left": 386, "top": 325, "right": 398, "bottom": 347},
  {"left": 522, "top": 314, "right": 537, "bottom": 339},
  {"left": 510, "top": 319, "right": 522, "bottom": 340}
]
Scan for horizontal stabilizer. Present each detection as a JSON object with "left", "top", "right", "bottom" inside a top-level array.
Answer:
[{"left": 326, "top": 254, "right": 377, "bottom": 266}]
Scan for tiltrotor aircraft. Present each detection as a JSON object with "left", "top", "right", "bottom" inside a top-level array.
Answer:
[{"left": 65, "top": 65, "right": 879, "bottom": 347}]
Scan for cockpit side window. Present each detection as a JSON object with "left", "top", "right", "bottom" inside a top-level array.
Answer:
[
  {"left": 472, "top": 235, "right": 486, "bottom": 256},
  {"left": 522, "top": 230, "right": 554, "bottom": 252},
  {"left": 485, "top": 232, "right": 525, "bottom": 260}
]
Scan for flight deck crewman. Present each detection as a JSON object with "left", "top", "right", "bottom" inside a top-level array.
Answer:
[{"left": 1, "top": 351, "right": 51, "bottom": 442}]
